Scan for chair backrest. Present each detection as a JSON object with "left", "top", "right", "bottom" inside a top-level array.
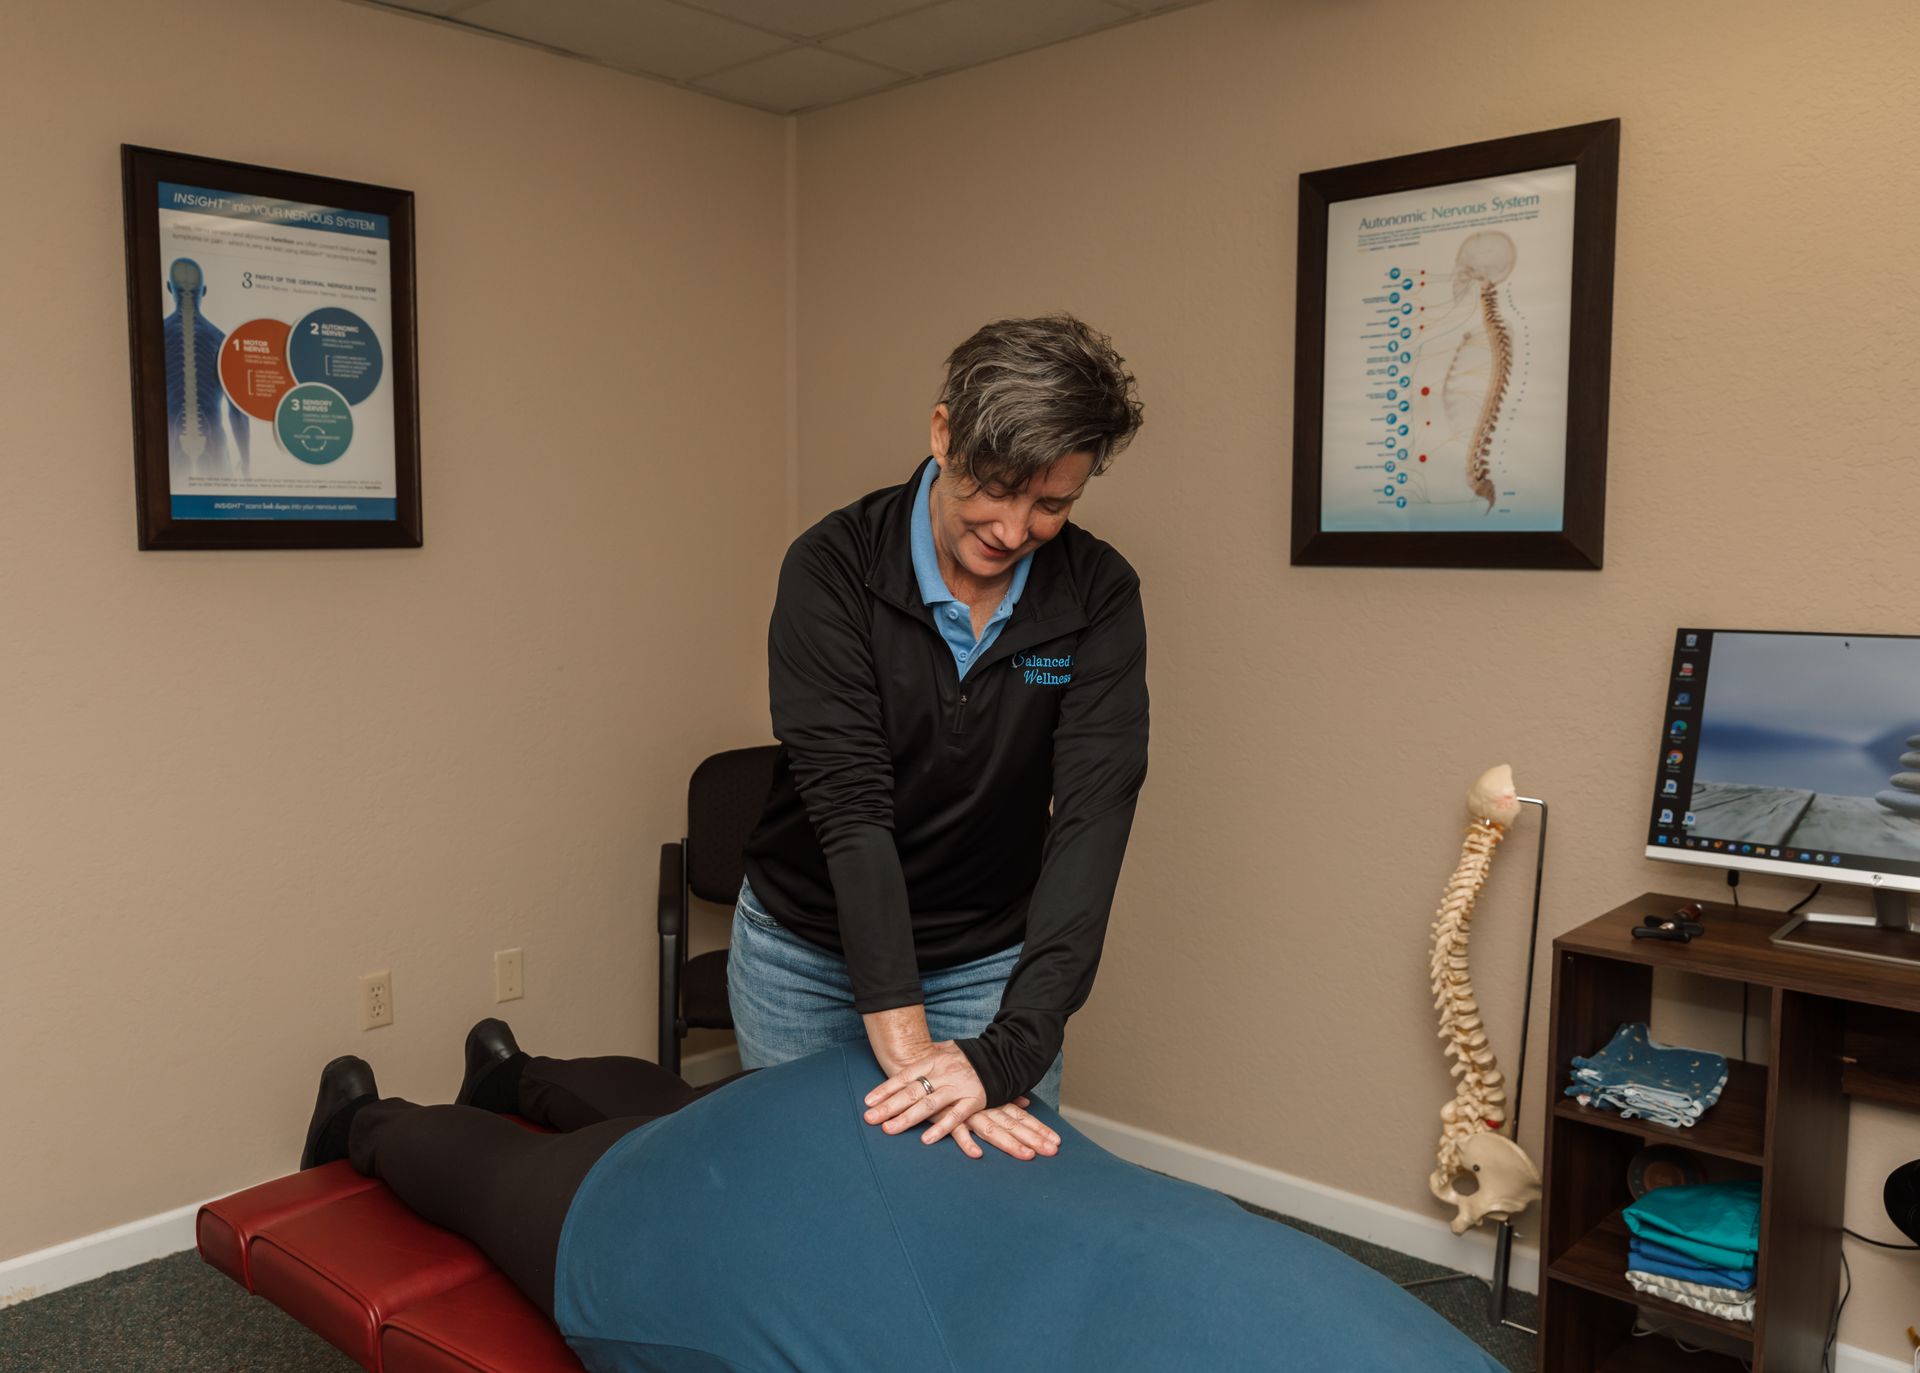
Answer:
[{"left": 685, "top": 745, "right": 780, "bottom": 904}]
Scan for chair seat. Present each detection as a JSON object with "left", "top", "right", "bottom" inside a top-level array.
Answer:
[{"left": 682, "top": 948, "right": 733, "bottom": 1029}]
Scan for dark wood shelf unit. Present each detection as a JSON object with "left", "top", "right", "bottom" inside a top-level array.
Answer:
[{"left": 1537, "top": 893, "right": 1920, "bottom": 1373}]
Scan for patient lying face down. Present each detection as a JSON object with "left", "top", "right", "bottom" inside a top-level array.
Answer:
[{"left": 304, "top": 1021, "right": 1505, "bottom": 1373}]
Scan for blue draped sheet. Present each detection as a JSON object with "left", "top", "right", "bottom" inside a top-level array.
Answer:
[{"left": 557, "top": 1041, "right": 1503, "bottom": 1372}]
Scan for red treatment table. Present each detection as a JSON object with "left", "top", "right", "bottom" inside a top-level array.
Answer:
[{"left": 197, "top": 1154, "right": 585, "bottom": 1373}]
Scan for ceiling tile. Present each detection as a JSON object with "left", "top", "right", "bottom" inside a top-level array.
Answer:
[
  {"left": 457, "top": 0, "right": 791, "bottom": 80},
  {"left": 676, "top": 0, "right": 936, "bottom": 40},
  {"left": 691, "top": 44, "right": 906, "bottom": 113},
  {"left": 826, "top": 0, "right": 1133, "bottom": 78}
]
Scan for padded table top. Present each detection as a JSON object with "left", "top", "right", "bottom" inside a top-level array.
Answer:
[{"left": 199, "top": 1157, "right": 584, "bottom": 1373}]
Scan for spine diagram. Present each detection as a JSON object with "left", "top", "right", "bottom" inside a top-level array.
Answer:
[
  {"left": 1441, "top": 232, "right": 1517, "bottom": 512},
  {"left": 1427, "top": 764, "right": 1542, "bottom": 1235},
  {"left": 164, "top": 256, "right": 234, "bottom": 474}
]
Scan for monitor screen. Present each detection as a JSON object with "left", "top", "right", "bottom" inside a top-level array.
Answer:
[{"left": 1647, "top": 629, "right": 1920, "bottom": 888}]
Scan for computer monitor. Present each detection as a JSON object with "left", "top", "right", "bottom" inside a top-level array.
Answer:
[{"left": 1645, "top": 628, "right": 1920, "bottom": 969}]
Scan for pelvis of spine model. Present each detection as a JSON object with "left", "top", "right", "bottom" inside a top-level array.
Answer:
[{"left": 1428, "top": 764, "right": 1542, "bottom": 1234}]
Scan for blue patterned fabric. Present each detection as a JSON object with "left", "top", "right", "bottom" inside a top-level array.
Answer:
[
  {"left": 1564, "top": 1022, "right": 1727, "bottom": 1128},
  {"left": 555, "top": 1042, "right": 1505, "bottom": 1373}
]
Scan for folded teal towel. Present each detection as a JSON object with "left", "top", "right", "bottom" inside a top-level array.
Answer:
[{"left": 1623, "top": 1181, "right": 1760, "bottom": 1269}]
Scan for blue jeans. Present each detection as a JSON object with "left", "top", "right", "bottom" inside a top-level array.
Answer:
[{"left": 727, "top": 878, "right": 1064, "bottom": 1109}]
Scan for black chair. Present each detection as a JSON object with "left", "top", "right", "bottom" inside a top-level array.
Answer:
[{"left": 657, "top": 745, "right": 779, "bottom": 1075}]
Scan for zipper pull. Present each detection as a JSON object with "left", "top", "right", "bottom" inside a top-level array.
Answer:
[{"left": 951, "top": 692, "right": 968, "bottom": 734}]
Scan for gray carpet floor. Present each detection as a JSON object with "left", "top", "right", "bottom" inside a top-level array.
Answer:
[{"left": 0, "top": 1201, "right": 1536, "bottom": 1372}]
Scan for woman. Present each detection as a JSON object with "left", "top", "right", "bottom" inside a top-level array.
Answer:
[
  {"left": 735, "top": 314, "right": 1150, "bottom": 1162},
  {"left": 303, "top": 1022, "right": 1506, "bottom": 1373}
]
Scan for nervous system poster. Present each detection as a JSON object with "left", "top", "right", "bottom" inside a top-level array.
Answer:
[{"left": 124, "top": 147, "right": 420, "bottom": 549}]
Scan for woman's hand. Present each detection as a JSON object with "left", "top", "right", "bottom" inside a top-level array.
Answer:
[
  {"left": 959, "top": 1097, "right": 1060, "bottom": 1162},
  {"left": 864, "top": 1045, "right": 1061, "bottom": 1161}
]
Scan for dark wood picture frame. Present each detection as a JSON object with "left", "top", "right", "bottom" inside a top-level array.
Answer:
[
  {"left": 122, "top": 145, "right": 421, "bottom": 550},
  {"left": 1290, "top": 119, "right": 1619, "bottom": 569}
]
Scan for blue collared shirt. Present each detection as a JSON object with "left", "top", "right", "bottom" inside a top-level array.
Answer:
[{"left": 910, "top": 461, "right": 1031, "bottom": 678}]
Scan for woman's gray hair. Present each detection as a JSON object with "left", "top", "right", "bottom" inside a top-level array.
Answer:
[{"left": 936, "top": 315, "right": 1144, "bottom": 491}]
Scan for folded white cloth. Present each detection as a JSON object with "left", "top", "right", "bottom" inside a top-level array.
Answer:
[
  {"left": 1574, "top": 1085, "right": 1711, "bottom": 1128},
  {"left": 1626, "top": 1269, "right": 1755, "bottom": 1324}
]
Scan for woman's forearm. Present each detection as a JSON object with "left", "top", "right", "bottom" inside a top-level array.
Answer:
[{"left": 862, "top": 1005, "right": 934, "bottom": 1075}]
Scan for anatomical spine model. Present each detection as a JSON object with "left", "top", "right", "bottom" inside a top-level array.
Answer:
[
  {"left": 1441, "top": 232, "right": 1516, "bottom": 512},
  {"left": 1428, "top": 764, "right": 1541, "bottom": 1234}
]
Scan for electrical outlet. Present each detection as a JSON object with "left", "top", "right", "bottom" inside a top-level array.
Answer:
[
  {"left": 494, "top": 948, "right": 523, "bottom": 1003},
  {"left": 360, "top": 970, "right": 393, "bottom": 1029}
]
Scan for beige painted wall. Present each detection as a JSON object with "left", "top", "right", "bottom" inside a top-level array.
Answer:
[
  {"left": 792, "top": 0, "right": 1920, "bottom": 1358},
  {"left": 0, "top": 0, "right": 787, "bottom": 1262},
  {"left": 7, "top": 0, "right": 1918, "bottom": 1358}
]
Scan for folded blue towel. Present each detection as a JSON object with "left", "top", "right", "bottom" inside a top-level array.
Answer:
[
  {"left": 1623, "top": 1181, "right": 1761, "bottom": 1270},
  {"left": 1627, "top": 1235, "right": 1755, "bottom": 1291}
]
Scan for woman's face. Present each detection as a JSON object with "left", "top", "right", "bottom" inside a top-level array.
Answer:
[{"left": 929, "top": 406, "right": 1094, "bottom": 585}]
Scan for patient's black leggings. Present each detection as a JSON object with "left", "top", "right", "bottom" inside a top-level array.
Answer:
[{"left": 347, "top": 1056, "right": 750, "bottom": 1319}]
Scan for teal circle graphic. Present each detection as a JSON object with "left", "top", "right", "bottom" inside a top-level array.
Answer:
[
  {"left": 276, "top": 383, "right": 354, "bottom": 464},
  {"left": 289, "top": 307, "right": 384, "bottom": 405}
]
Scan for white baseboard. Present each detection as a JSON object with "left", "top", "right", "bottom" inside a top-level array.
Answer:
[
  {"left": 1061, "top": 1104, "right": 1542, "bottom": 1291},
  {"left": 1060, "top": 1105, "right": 1908, "bottom": 1373},
  {"left": 1843, "top": 1351, "right": 1915, "bottom": 1373},
  {"left": 0, "top": 1197, "right": 208, "bottom": 1308}
]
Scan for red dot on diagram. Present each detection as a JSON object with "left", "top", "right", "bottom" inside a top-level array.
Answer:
[
  {"left": 1421, "top": 387, "right": 1430, "bottom": 395},
  {"left": 1419, "top": 454, "right": 1428, "bottom": 463}
]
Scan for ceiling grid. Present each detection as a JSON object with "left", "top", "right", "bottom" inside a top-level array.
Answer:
[{"left": 357, "top": 0, "right": 1215, "bottom": 115}]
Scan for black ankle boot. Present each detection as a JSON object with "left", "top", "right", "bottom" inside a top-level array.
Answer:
[
  {"left": 300, "top": 1055, "right": 377, "bottom": 1170},
  {"left": 455, "top": 1018, "right": 529, "bottom": 1113}
]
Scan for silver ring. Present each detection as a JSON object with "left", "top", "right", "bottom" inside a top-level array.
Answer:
[{"left": 917, "top": 1076, "right": 935, "bottom": 1097}]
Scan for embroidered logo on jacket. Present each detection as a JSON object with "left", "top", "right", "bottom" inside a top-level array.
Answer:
[{"left": 1013, "top": 652, "right": 1072, "bottom": 686}]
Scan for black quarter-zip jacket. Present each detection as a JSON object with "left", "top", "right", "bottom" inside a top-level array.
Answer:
[{"left": 742, "top": 457, "right": 1150, "bottom": 1107}]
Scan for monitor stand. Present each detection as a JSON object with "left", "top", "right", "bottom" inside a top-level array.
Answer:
[{"left": 1772, "top": 886, "right": 1920, "bottom": 969}]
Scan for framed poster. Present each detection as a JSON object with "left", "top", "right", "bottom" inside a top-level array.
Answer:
[
  {"left": 1290, "top": 120, "right": 1618, "bottom": 569},
  {"left": 121, "top": 146, "right": 421, "bottom": 550}
]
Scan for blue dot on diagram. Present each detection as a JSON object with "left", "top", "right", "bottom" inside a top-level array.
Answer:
[{"left": 289, "top": 307, "right": 384, "bottom": 405}]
